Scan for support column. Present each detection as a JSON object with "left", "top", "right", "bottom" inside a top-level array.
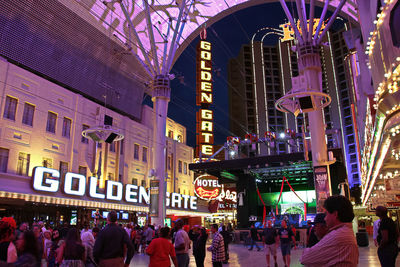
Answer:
[
  {"left": 298, "top": 44, "right": 331, "bottom": 211},
  {"left": 151, "top": 75, "right": 170, "bottom": 226}
]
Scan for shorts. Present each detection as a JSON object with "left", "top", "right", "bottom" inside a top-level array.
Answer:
[
  {"left": 264, "top": 244, "right": 277, "bottom": 256},
  {"left": 280, "top": 243, "right": 291, "bottom": 256}
]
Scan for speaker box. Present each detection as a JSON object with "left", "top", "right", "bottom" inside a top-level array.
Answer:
[
  {"left": 105, "top": 132, "right": 118, "bottom": 143},
  {"left": 104, "top": 115, "right": 113, "bottom": 126},
  {"left": 86, "top": 132, "right": 102, "bottom": 142},
  {"left": 299, "top": 96, "right": 315, "bottom": 112}
]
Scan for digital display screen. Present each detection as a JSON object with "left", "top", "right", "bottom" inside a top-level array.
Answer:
[
  {"left": 91, "top": 211, "right": 97, "bottom": 218},
  {"left": 122, "top": 213, "right": 129, "bottom": 220},
  {"left": 70, "top": 210, "right": 77, "bottom": 226},
  {"left": 102, "top": 211, "right": 109, "bottom": 218},
  {"left": 164, "top": 218, "right": 171, "bottom": 228}
]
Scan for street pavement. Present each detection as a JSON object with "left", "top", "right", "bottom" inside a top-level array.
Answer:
[{"left": 129, "top": 241, "right": 399, "bottom": 266}]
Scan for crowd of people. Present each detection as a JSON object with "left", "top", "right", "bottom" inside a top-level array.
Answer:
[
  {"left": 0, "top": 195, "right": 398, "bottom": 267},
  {"left": 0, "top": 211, "right": 235, "bottom": 267}
]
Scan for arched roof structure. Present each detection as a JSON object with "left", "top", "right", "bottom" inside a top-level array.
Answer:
[{"left": 74, "top": 0, "right": 357, "bottom": 78}]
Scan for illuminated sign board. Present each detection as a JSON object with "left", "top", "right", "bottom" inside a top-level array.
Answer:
[
  {"left": 32, "top": 167, "right": 197, "bottom": 210},
  {"left": 279, "top": 19, "right": 326, "bottom": 42},
  {"left": 196, "top": 38, "right": 214, "bottom": 156},
  {"left": 193, "top": 174, "right": 237, "bottom": 205}
]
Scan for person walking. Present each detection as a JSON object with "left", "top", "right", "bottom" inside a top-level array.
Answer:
[
  {"left": 0, "top": 217, "right": 17, "bottom": 264},
  {"left": 93, "top": 211, "right": 134, "bottom": 267},
  {"left": 278, "top": 220, "right": 296, "bottom": 267},
  {"left": 173, "top": 219, "right": 190, "bottom": 267},
  {"left": 262, "top": 220, "right": 278, "bottom": 267},
  {"left": 144, "top": 225, "right": 155, "bottom": 249},
  {"left": 220, "top": 226, "right": 231, "bottom": 263},
  {"left": 188, "top": 226, "right": 208, "bottom": 267},
  {"left": 300, "top": 195, "right": 359, "bottom": 266},
  {"left": 207, "top": 224, "right": 225, "bottom": 267},
  {"left": 375, "top": 206, "right": 399, "bottom": 267},
  {"left": 14, "top": 230, "right": 40, "bottom": 267},
  {"left": 373, "top": 218, "right": 381, "bottom": 247},
  {"left": 56, "top": 228, "right": 85, "bottom": 267},
  {"left": 82, "top": 231, "right": 96, "bottom": 267},
  {"left": 146, "top": 226, "right": 178, "bottom": 267},
  {"left": 248, "top": 224, "right": 261, "bottom": 251},
  {"left": 48, "top": 229, "right": 61, "bottom": 267}
]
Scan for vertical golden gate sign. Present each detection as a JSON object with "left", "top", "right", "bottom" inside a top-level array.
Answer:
[{"left": 196, "top": 38, "right": 214, "bottom": 156}]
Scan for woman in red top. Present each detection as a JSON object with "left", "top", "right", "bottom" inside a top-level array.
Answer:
[{"left": 146, "top": 227, "right": 178, "bottom": 267}]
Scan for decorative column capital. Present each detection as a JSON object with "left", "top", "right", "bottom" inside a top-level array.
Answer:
[{"left": 151, "top": 75, "right": 171, "bottom": 101}]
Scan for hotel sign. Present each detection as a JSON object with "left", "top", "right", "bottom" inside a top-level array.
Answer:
[
  {"left": 32, "top": 167, "right": 197, "bottom": 210},
  {"left": 196, "top": 37, "right": 214, "bottom": 156},
  {"left": 193, "top": 174, "right": 237, "bottom": 204}
]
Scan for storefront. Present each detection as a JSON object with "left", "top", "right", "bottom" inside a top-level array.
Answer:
[{"left": 0, "top": 167, "right": 210, "bottom": 228}]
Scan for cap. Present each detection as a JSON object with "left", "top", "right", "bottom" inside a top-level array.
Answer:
[{"left": 311, "top": 213, "right": 326, "bottom": 225}]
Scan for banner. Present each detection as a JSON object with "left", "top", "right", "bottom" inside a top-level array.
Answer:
[
  {"left": 149, "top": 179, "right": 160, "bottom": 216},
  {"left": 314, "top": 166, "right": 331, "bottom": 212}
]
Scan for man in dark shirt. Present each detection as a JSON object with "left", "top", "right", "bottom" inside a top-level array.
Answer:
[
  {"left": 263, "top": 220, "right": 278, "bottom": 267},
  {"left": 278, "top": 220, "right": 296, "bottom": 267},
  {"left": 307, "top": 213, "right": 328, "bottom": 247},
  {"left": 376, "top": 206, "right": 399, "bottom": 267},
  {"left": 248, "top": 224, "right": 261, "bottom": 251},
  {"left": 188, "top": 225, "right": 208, "bottom": 267},
  {"left": 93, "top": 211, "right": 134, "bottom": 267}
]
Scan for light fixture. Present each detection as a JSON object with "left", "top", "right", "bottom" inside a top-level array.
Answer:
[{"left": 280, "top": 132, "right": 286, "bottom": 139}]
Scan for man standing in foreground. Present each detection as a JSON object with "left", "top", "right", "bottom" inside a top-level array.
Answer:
[
  {"left": 262, "top": 220, "right": 278, "bottom": 267},
  {"left": 310, "top": 213, "right": 329, "bottom": 246},
  {"left": 208, "top": 223, "right": 225, "bottom": 267},
  {"left": 278, "top": 220, "right": 296, "bottom": 267},
  {"left": 248, "top": 224, "right": 261, "bottom": 251},
  {"left": 93, "top": 211, "right": 134, "bottom": 267},
  {"left": 174, "top": 219, "right": 191, "bottom": 267},
  {"left": 375, "top": 206, "right": 399, "bottom": 267},
  {"left": 300, "top": 195, "right": 359, "bottom": 266}
]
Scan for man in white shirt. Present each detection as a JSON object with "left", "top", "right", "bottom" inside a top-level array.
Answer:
[{"left": 174, "top": 219, "right": 190, "bottom": 267}]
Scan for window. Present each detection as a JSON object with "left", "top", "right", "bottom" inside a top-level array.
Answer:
[
  {"left": 3, "top": 96, "right": 17, "bottom": 120},
  {"left": 131, "top": 178, "right": 138, "bottom": 185},
  {"left": 62, "top": 117, "right": 72, "bottom": 138},
  {"left": 141, "top": 180, "right": 146, "bottom": 187},
  {"left": 81, "top": 125, "right": 89, "bottom": 144},
  {"left": 46, "top": 112, "right": 57, "bottom": 133},
  {"left": 178, "top": 160, "right": 182, "bottom": 173},
  {"left": 142, "top": 147, "right": 148, "bottom": 162},
  {"left": 78, "top": 166, "right": 87, "bottom": 177},
  {"left": 59, "top": 161, "right": 68, "bottom": 178},
  {"left": 183, "top": 162, "right": 187, "bottom": 175},
  {"left": 134, "top": 144, "right": 140, "bottom": 160},
  {"left": 108, "top": 173, "right": 114, "bottom": 181},
  {"left": 22, "top": 103, "right": 35, "bottom": 126},
  {"left": 17, "top": 152, "right": 30, "bottom": 176},
  {"left": 120, "top": 140, "right": 124, "bottom": 155},
  {"left": 167, "top": 156, "right": 172, "bottom": 170},
  {"left": 42, "top": 158, "right": 53, "bottom": 168},
  {"left": 0, "top": 148, "right": 9, "bottom": 172},
  {"left": 168, "top": 130, "right": 173, "bottom": 138},
  {"left": 177, "top": 135, "right": 183, "bottom": 143},
  {"left": 109, "top": 142, "right": 116, "bottom": 152}
]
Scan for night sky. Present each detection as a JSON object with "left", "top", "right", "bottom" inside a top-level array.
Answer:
[{"left": 163, "top": 2, "right": 335, "bottom": 149}]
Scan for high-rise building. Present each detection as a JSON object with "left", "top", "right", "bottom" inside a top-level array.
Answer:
[{"left": 228, "top": 25, "right": 361, "bottom": 187}]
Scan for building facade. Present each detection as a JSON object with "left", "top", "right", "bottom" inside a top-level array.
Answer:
[
  {"left": 0, "top": 58, "right": 202, "bottom": 225},
  {"left": 228, "top": 25, "right": 361, "bottom": 187}
]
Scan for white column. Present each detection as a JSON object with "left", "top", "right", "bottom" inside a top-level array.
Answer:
[{"left": 151, "top": 76, "right": 170, "bottom": 226}]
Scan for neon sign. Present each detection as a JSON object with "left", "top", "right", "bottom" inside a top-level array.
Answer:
[
  {"left": 32, "top": 167, "right": 197, "bottom": 210},
  {"left": 193, "top": 174, "right": 237, "bottom": 204},
  {"left": 196, "top": 38, "right": 214, "bottom": 156}
]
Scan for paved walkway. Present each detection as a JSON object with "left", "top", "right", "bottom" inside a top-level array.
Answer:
[{"left": 129, "top": 241, "right": 399, "bottom": 266}]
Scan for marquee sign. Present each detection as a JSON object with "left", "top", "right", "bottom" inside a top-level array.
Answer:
[
  {"left": 32, "top": 167, "right": 197, "bottom": 210},
  {"left": 196, "top": 36, "right": 214, "bottom": 156},
  {"left": 193, "top": 174, "right": 237, "bottom": 204}
]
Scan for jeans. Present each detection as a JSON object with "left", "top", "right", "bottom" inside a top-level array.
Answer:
[
  {"left": 176, "top": 253, "right": 189, "bottom": 267},
  {"left": 378, "top": 243, "right": 399, "bottom": 267},
  {"left": 249, "top": 239, "right": 261, "bottom": 250},
  {"left": 212, "top": 262, "right": 223, "bottom": 267},
  {"left": 194, "top": 253, "right": 205, "bottom": 267}
]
